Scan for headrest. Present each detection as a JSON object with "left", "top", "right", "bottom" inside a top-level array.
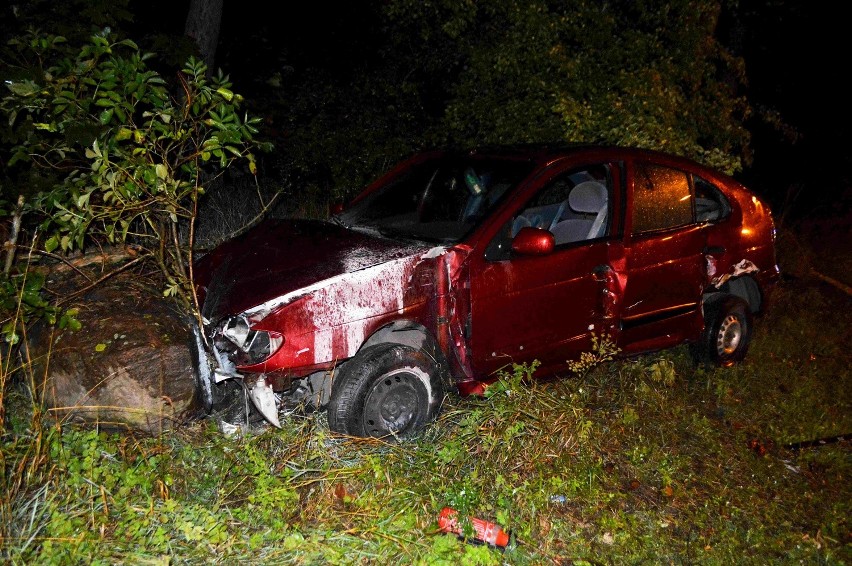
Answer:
[{"left": 568, "top": 181, "right": 608, "bottom": 213}]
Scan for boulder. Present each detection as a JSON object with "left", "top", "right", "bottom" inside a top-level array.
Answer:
[{"left": 28, "top": 270, "right": 201, "bottom": 435}]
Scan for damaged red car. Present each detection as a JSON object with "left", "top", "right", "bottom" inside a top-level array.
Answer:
[{"left": 193, "top": 144, "right": 780, "bottom": 437}]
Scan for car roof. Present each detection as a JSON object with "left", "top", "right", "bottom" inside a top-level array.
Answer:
[
  {"left": 440, "top": 143, "right": 697, "bottom": 166},
  {"left": 441, "top": 143, "right": 738, "bottom": 184},
  {"left": 433, "top": 142, "right": 599, "bottom": 163}
]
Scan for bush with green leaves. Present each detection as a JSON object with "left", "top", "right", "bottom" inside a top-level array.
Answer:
[
  {"left": 0, "top": 270, "right": 79, "bottom": 345},
  {"left": 1, "top": 29, "right": 270, "bottom": 312}
]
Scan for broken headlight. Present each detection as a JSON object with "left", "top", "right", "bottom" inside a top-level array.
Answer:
[{"left": 213, "top": 314, "right": 284, "bottom": 367}]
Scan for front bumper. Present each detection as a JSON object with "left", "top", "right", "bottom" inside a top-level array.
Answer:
[{"left": 192, "top": 322, "right": 282, "bottom": 428}]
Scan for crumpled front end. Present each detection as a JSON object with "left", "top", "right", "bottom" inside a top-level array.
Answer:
[
  {"left": 194, "top": 243, "right": 460, "bottom": 430},
  {"left": 208, "top": 313, "right": 285, "bottom": 427},
  {"left": 192, "top": 315, "right": 286, "bottom": 429}
]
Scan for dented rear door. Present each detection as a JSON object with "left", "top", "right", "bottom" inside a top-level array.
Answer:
[{"left": 618, "top": 159, "right": 707, "bottom": 353}]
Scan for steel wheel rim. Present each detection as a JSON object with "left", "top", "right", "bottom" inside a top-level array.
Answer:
[
  {"left": 716, "top": 313, "right": 743, "bottom": 356},
  {"left": 363, "top": 369, "right": 423, "bottom": 436}
]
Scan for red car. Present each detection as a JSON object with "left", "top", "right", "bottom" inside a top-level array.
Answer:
[{"left": 193, "top": 145, "right": 780, "bottom": 437}]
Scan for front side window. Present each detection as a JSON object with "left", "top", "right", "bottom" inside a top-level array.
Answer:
[
  {"left": 486, "top": 164, "right": 612, "bottom": 260},
  {"left": 631, "top": 162, "right": 693, "bottom": 234}
]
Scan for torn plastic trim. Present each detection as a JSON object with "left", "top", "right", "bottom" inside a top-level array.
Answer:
[
  {"left": 711, "top": 258, "right": 760, "bottom": 289},
  {"left": 204, "top": 319, "right": 285, "bottom": 428},
  {"left": 213, "top": 314, "right": 284, "bottom": 367},
  {"left": 211, "top": 339, "right": 241, "bottom": 382},
  {"left": 421, "top": 245, "right": 449, "bottom": 259},
  {"left": 196, "top": 321, "right": 282, "bottom": 430},
  {"left": 245, "top": 374, "right": 281, "bottom": 428},
  {"left": 206, "top": 326, "right": 282, "bottom": 428}
]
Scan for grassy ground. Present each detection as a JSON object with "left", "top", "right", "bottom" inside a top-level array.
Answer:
[{"left": 1, "top": 228, "right": 849, "bottom": 565}]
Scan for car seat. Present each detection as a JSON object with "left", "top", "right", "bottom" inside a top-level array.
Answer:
[{"left": 551, "top": 181, "right": 608, "bottom": 244}]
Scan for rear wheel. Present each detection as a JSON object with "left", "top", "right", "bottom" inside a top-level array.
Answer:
[
  {"left": 692, "top": 294, "right": 753, "bottom": 367},
  {"left": 327, "top": 344, "right": 445, "bottom": 438}
]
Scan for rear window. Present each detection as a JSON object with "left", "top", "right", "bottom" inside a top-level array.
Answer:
[{"left": 631, "top": 162, "right": 692, "bottom": 234}]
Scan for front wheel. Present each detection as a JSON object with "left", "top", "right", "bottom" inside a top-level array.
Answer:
[
  {"left": 327, "top": 344, "right": 445, "bottom": 438},
  {"left": 691, "top": 294, "right": 753, "bottom": 367}
]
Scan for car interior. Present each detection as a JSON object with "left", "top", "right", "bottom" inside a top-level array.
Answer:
[{"left": 511, "top": 178, "right": 610, "bottom": 246}]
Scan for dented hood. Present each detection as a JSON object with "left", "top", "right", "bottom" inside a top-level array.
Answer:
[{"left": 196, "top": 218, "right": 431, "bottom": 321}]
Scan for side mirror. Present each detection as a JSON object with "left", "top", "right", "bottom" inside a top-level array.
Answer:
[{"left": 511, "top": 227, "right": 555, "bottom": 256}]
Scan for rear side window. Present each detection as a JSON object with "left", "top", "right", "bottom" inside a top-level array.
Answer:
[
  {"left": 631, "top": 162, "right": 692, "bottom": 234},
  {"left": 694, "top": 175, "right": 731, "bottom": 222}
]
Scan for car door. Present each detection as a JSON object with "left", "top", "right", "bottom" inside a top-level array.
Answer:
[
  {"left": 467, "top": 161, "right": 623, "bottom": 377},
  {"left": 618, "top": 159, "right": 707, "bottom": 353}
]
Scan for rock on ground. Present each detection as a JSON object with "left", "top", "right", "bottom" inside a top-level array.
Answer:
[{"left": 28, "top": 270, "right": 201, "bottom": 435}]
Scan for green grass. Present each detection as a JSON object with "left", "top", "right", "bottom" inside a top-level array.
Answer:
[{"left": 1, "top": 232, "right": 850, "bottom": 565}]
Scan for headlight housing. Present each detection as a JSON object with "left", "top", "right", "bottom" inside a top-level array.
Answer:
[{"left": 212, "top": 314, "right": 284, "bottom": 367}]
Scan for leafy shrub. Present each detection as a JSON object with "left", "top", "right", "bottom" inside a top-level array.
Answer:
[{"left": 1, "top": 29, "right": 270, "bottom": 311}]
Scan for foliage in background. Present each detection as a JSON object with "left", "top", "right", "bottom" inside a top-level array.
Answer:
[
  {"left": 272, "top": 0, "right": 751, "bottom": 202},
  {"left": 0, "top": 30, "right": 269, "bottom": 313},
  {"left": 405, "top": 0, "right": 749, "bottom": 172},
  {"left": 1, "top": 0, "right": 760, "bottom": 211}
]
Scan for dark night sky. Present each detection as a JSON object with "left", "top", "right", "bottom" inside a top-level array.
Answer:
[
  {"left": 735, "top": 5, "right": 851, "bottom": 218},
  {"left": 128, "top": 1, "right": 849, "bottom": 226}
]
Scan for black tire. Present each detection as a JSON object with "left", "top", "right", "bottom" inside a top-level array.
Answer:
[
  {"left": 692, "top": 294, "right": 753, "bottom": 367},
  {"left": 327, "top": 344, "right": 445, "bottom": 438}
]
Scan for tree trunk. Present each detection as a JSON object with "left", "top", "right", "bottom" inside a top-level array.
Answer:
[{"left": 184, "top": 0, "right": 224, "bottom": 74}]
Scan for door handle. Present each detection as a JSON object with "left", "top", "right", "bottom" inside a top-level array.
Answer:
[
  {"left": 703, "top": 245, "right": 725, "bottom": 255},
  {"left": 593, "top": 264, "right": 612, "bottom": 283}
]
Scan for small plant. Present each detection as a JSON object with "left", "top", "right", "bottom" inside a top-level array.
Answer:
[
  {"left": 566, "top": 332, "right": 621, "bottom": 377},
  {"left": 483, "top": 360, "right": 540, "bottom": 399},
  {"left": 620, "top": 406, "right": 640, "bottom": 427},
  {"left": 645, "top": 357, "right": 677, "bottom": 386},
  {"left": 0, "top": 270, "right": 80, "bottom": 346}
]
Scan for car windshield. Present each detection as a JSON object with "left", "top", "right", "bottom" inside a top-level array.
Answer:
[{"left": 336, "top": 155, "right": 535, "bottom": 243}]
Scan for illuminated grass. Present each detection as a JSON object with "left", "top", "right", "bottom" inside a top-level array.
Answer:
[{"left": 1, "top": 232, "right": 849, "bottom": 564}]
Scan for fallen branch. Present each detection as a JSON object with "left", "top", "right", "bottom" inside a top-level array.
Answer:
[
  {"left": 810, "top": 268, "right": 852, "bottom": 297},
  {"left": 3, "top": 194, "right": 25, "bottom": 275},
  {"left": 783, "top": 433, "right": 850, "bottom": 451},
  {"left": 56, "top": 256, "right": 146, "bottom": 307},
  {"left": 13, "top": 245, "right": 94, "bottom": 282}
]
